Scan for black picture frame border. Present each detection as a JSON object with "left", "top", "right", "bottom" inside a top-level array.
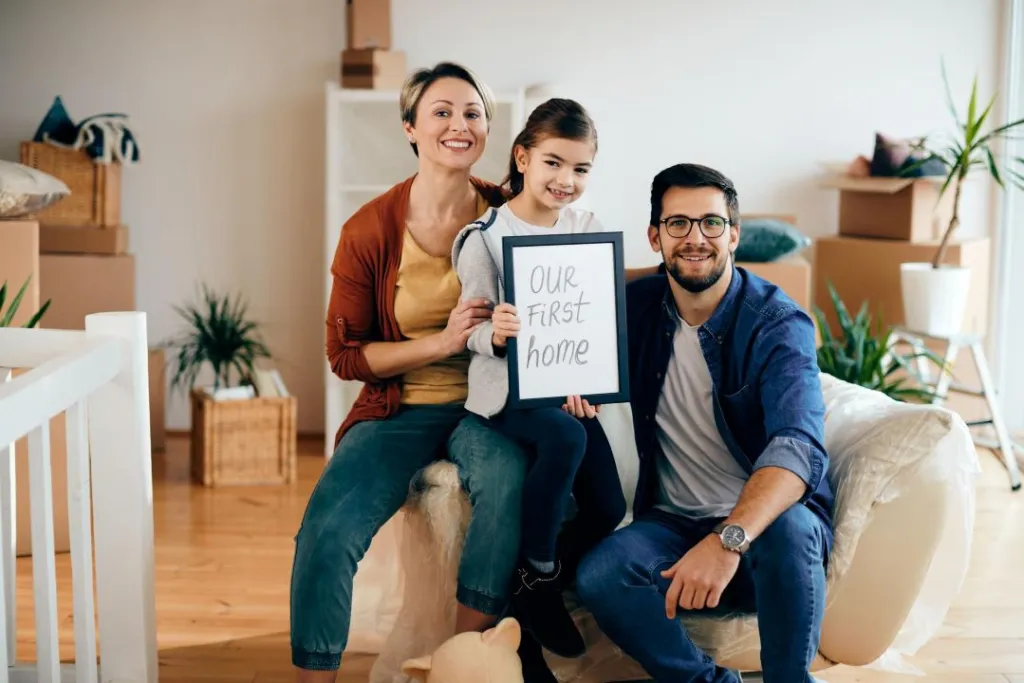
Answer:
[{"left": 502, "top": 231, "right": 630, "bottom": 410}]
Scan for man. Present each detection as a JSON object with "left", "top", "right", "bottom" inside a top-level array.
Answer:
[{"left": 574, "top": 163, "right": 834, "bottom": 683}]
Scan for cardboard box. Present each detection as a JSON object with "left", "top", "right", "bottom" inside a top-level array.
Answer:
[
  {"left": 822, "top": 175, "right": 954, "bottom": 242},
  {"left": 39, "top": 254, "right": 135, "bottom": 330},
  {"left": 149, "top": 348, "right": 166, "bottom": 451},
  {"left": 812, "top": 235, "right": 990, "bottom": 337},
  {"left": 347, "top": 0, "right": 391, "bottom": 49},
  {"left": 740, "top": 255, "right": 811, "bottom": 312},
  {"left": 0, "top": 220, "right": 40, "bottom": 325},
  {"left": 341, "top": 48, "right": 406, "bottom": 89},
  {"left": 40, "top": 223, "right": 129, "bottom": 255}
]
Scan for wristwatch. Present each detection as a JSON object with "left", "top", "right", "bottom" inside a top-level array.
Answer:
[{"left": 713, "top": 522, "right": 751, "bottom": 554}]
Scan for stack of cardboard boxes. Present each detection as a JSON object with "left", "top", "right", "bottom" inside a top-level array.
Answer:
[
  {"left": 814, "top": 175, "right": 991, "bottom": 336},
  {"left": 19, "top": 141, "right": 136, "bottom": 325},
  {"left": 3, "top": 142, "right": 166, "bottom": 557},
  {"left": 814, "top": 175, "right": 992, "bottom": 421},
  {"left": 340, "top": 0, "right": 406, "bottom": 89},
  {"left": 18, "top": 141, "right": 165, "bottom": 449}
]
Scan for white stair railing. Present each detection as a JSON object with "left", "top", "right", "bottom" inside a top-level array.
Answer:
[{"left": 0, "top": 312, "right": 157, "bottom": 683}]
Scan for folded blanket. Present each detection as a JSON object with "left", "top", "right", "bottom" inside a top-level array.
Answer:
[{"left": 32, "top": 95, "right": 140, "bottom": 165}]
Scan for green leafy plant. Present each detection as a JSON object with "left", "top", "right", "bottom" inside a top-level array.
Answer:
[
  {"left": 904, "top": 61, "right": 1024, "bottom": 268},
  {"left": 0, "top": 276, "right": 51, "bottom": 328},
  {"left": 813, "top": 283, "right": 944, "bottom": 402},
  {"left": 164, "top": 284, "right": 271, "bottom": 394}
]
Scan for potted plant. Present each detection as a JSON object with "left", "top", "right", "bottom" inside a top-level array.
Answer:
[
  {"left": 814, "top": 283, "right": 944, "bottom": 402},
  {"left": 0, "top": 275, "right": 51, "bottom": 328},
  {"left": 899, "top": 63, "right": 1024, "bottom": 336},
  {"left": 164, "top": 284, "right": 296, "bottom": 487},
  {"left": 165, "top": 283, "right": 271, "bottom": 396}
]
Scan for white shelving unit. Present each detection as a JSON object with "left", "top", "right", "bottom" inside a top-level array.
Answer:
[{"left": 323, "top": 81, "right": 527, "bottom": 458}]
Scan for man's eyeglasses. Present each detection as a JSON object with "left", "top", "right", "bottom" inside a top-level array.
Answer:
[{"left": 658, "top": 214, "right": 731, "bottom": 239}]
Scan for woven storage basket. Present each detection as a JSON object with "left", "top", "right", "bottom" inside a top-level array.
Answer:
[
  {"left": 19, "top": 141, "right": 121, "bottom": 226},
  {"left": 190, "top": 389, "right": 297, "bottom": 486}
]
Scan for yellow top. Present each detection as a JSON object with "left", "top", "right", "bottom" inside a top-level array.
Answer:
[{"left": 394, "top": 195, "right": 489, "bottom": 404}]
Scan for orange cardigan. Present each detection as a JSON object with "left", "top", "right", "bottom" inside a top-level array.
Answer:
[{"left": 326, "top": 175, "right": 507, "bottom": 449}]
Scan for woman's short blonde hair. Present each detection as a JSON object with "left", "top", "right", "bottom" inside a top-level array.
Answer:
[{"left": 399, "top": 62, "right": 495, "bottom": 156}]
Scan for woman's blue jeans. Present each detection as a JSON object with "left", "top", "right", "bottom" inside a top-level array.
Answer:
[{"left": 289, "top": 404, "right": 527, "bottom": 671}]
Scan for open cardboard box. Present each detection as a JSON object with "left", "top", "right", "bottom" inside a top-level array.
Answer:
[{"left": 821, "top": 175, "right": 954, "bottom": 242}]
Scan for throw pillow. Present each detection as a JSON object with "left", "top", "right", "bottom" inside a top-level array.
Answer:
[
  {"left": 870, "top": 132, "right": 946, "bottom": 177},
  {"left": 0, "top": 160, "right": 70, "bottom": 218},
  {"left": 734, "top": 217, "right": 810, "bottom": 262}
]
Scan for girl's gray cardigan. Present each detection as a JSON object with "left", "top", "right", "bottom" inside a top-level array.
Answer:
[{"left": 450, "top": 207, "right": 512, "bottom": 418}]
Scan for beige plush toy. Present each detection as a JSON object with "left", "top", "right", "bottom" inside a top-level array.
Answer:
[{"left": 401, "top": 617, "right": 525, "bottom": 683}]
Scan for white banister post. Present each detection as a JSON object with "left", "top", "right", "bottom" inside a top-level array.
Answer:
[
  {"left": 0, "top": 367, "right": 15, "bottom": 670},
  {"left": 84, "top": 312, "right": 157, "bottom": 683}
]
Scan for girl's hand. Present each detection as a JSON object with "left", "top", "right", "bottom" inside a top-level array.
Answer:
[
  {"left": 440, "top": 298, "right": 493, "bottom": 355},
  {"left": 563, "top": 395, "right": 600, "bottom": 419},
  {"left": 491, "top": 303, "right": 520, "bottom": 348}
]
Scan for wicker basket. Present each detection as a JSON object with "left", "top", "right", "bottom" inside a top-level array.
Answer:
[
  {"left": 189, "top": 389, "right": 298, "bottom": 486},
  {"left": 19, "top": 141, "right": 121, "bottom": 226}
]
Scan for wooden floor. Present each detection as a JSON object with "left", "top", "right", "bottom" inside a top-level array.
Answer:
[{"left": 13, "top": 436, "right": 1024, "bottom": 682}]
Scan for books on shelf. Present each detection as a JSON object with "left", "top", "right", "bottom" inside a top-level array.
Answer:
[{"left": 201, "top": 368, "right": 290, "bottom": 402}]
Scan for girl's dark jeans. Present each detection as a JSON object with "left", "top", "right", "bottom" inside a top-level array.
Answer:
[{"left": 491, "top": 406, "right": 627, "bottom": 567}]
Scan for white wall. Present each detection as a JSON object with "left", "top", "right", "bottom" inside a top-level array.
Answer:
[
  {"left": 996, "top": 0, "right": 1024, "bottom": 432},
  {"left": 0, "top": 0, "right": 1005, "bottom": 434}
]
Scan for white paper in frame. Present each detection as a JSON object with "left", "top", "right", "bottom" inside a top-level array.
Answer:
[{"left": 502, "top": 231, "right": 630, "bottom": 409}]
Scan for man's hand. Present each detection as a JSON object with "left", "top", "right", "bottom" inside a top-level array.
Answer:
[
  {"left": 490, "top": 303, "right": 520, "bottom": 348},
  {"left": 660, "top": 534, "right": 740, "bottom": 619},
  {"left": 562, "top": 394, "right": 600, "bottom": 418}
]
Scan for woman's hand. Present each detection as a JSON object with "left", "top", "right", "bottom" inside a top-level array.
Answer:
[
  {"left": 439, "top": 298, "right": 493, "bottom": 356},
  {"left": 490, "top": 303, "right": 520, "bottom": 348},
  {"left": 562, "top": 395, "right": 600, "bottom": 418}
]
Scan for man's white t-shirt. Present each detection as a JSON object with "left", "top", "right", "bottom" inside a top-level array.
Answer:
[{"left": 654, "top": 306, "right": 748, "bottom": 518}]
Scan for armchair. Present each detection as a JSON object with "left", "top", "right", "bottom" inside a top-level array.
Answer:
[{"left": 348, "top": 374, "right": 979, "bottom": 682}]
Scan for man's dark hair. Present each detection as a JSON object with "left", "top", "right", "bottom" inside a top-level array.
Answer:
[{"left": 649, "top": 163, "right": 740, "bottom": 227}]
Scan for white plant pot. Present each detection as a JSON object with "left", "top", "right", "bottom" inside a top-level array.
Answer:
[{"left": 900, "top": 262, "right": 972, "bottom": 337}]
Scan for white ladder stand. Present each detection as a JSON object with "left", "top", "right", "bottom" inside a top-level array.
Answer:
[{"left": 889, "top": 325, "right": 1023, "bottom": 491}]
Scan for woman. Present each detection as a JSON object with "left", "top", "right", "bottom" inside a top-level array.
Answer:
[{"left": 290, "top": 62, "right": 528, "bottom": 681}]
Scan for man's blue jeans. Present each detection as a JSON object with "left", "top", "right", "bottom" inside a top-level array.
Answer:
[
  {"left": 289, "top": 405, "right": 527, "bottom": 671},
  {"left": 576, "top": 505, "right": 827, "bottom": 683}
]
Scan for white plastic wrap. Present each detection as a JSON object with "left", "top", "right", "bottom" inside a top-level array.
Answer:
[
  {"left": 547, "top": 375, "right": 981, "bottom": 681},
  {"left": 0, "top": 160, "right": 69, "bottom": 218},
  {"left": 345, "top": 374, "right": 980, "bottom": 682}
]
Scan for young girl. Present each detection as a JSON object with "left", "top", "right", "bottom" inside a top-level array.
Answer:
[{"left": 451, "top": 98, "right": 651, "bottom": 660}]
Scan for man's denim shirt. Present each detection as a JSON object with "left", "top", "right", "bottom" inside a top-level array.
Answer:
[{"left": 626, "top": 265, "right": 835, "bottom": 552}]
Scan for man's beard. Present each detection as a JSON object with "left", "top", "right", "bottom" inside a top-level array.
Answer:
[{"left": 664, "top": 247, "right": 730, "bottom": 293}]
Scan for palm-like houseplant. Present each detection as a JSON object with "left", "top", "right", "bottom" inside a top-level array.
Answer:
[
  {"left": 898, "top": 62, "right": 1024, "bottom": 335},
  {"left": 0, "top": 276, "right": 51, "bottom": 329},
  {"left": 814, "top": 283, "right": 943, "bottom": 403},
  {"left": 910, "top": 63, "right": 1024, "bottom": 267},
  {"left": 165, "top": 284, "right": 271, "bottom": 395}
]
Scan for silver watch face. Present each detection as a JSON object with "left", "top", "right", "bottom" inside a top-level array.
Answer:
[{"left": 721, "top": 524, "right": 746, "bottom": 548}]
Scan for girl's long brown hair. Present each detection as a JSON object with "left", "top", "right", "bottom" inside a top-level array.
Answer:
[{"left": 502, "top": 98, "right": 598, "bottom": 197}]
